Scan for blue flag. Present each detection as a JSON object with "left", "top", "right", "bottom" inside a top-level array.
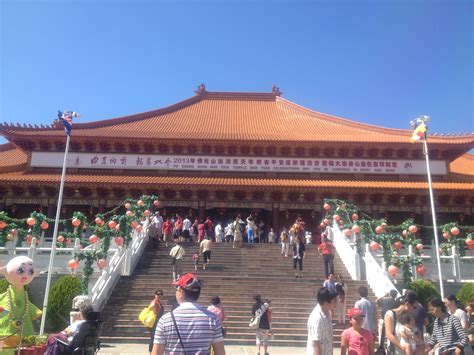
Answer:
[{"left": 57, "top": 110, "right": 79, "bottom": 135}]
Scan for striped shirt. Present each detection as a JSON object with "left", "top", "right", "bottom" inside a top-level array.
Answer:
[
  {"left": 154, "top": 302, "right": 223, "bottom": 354},
  {"left": 429, "top": 313, "right": 467, "bottom": 352}
]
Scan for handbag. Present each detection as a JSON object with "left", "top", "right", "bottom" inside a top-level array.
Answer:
[
  {"left": 138, "top": 306, "right": 156, "bottom": 328},
  {"left": 249, "top": 315, "right": 260, "bottom": 329}
]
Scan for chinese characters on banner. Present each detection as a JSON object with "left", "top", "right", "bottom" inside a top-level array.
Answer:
[{"left": 30, "top": 152, "right": 447, "bottom": 176}]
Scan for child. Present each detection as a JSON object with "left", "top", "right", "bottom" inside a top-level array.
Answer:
[
  {"left": 396, "top": 312, "right": 421, "bottom": 355},
  {"left": 192, "top": 251, "right": 200, "bottom": 272},
  {"left": 341, "top": 308, "right": 374, "bottom": 355}
]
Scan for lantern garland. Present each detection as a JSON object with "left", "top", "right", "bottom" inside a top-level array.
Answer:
[
  {"left": 321, "top": 198, "right": 473, "bottom": 289},
  {"left": 0, "top": 195, "right": 160, "bottom": 295}
]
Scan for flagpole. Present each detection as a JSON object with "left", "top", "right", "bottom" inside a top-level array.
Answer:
[
  {"left": 422, "top": 131, "right": 445, "bottom": 298},
  {"left": 40, "top": 132, "right": 71, "bottom": 335}
]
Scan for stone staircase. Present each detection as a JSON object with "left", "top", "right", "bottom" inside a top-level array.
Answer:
[{"left": 100, "top": 241, "right": 375, "bottom": 347}]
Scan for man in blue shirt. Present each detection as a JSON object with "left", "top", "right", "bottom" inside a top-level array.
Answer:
[{"left": 355, "top": 286, "right": 376, "bottom": 334}]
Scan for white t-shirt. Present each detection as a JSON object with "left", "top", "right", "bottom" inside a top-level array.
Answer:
[
  {"left": 452, "top": 308, "right": 469, "bottom": 330},
  {"left": 153, "top": 215, "right": 163, "bottom": 229},
  {"left": 183, "top": 218, "right": 192, "bottom": 231}
]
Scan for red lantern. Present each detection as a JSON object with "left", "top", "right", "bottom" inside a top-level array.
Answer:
[
  {"left": 370, "top": 241, "right": 380, "bottom": 251},
  {"left": 137, "top": 200, "right": 145, "bottom": 207},
  {"left": 97, "top": 259, "right": 107, "bottom": 269},
  {"left": 153, "top": 200, "right": 160, "bottom": 207},
  {"left": 416, "top": 264, "right": 427, "bottom": 276},
  {"left": 114, "top": 237, "right": 124, "bottom": 246},
  {"left": 416, "top": 243, "right": 424, "bottom": 251},
  {"left": 352, "top": 213, "right": 359, "bottom": 221},
  {"left": 343, "top": 229, "right": 352, "bottom": 237},
  {"left": 375, "top": 226, "right": 383, "bottom": 234},
  {"left": 351, "top": 225, "right": 361, "bottom": 234},
  {"left": 466, "top": 239, "right": 474, "bottom": 247},
  {"left": 68, "top": 259, "right": 79, "bottom": 270},
  {"left": 131, "top": 221, "right": 139, "bottom": 229},
  {"left": 26, "top": 217, "right": 36, "bottom": 226},
  {"left": 323, "top": 218, "right": 330, "bottom": 225},
  {"left": 71, "top": 218, "right": 81, "bottom": 227},
  {"left": 115, "top": 224, "right": 121, "bottom": 231},
  {"left": 409, "top": 225, "right": 417, "bottom": 234},
  {"left": 126, "top": 210, "right": 134, "bottom": 217},
  {"left": 57, "top": 235, "right": 65, "bottom": 243},
  {"left": 95, "top": 217, "right": 104, "bottom": 225},
  {"left": 135, "top": 225, "right": 142, "bottom": 232},
  {"left": 443, "top": 232, "right": 451, "bottom": 240},
  {"left": 40, "top": 221, "right": 49, "bottom": 230},
  {"left": 108, "top": 220, "right": 117, "bottom": 229},
  {"left": 143, "top": 210, "right": 151, "bottom": 217},
  {"left": 0, "top": 221, "right": 7, "bottom": 229},
  {"left": 323, "top": 203, "right": 331, "bottom": 211},
  {"left": 89, "top": 235, "right": 98, "bottom": 244},
  {"left": 450, "top": 227, "right": 460, "bottom": 236},
  {"left": 393, "top": 241, "right": 403, "bottom": 250},
  {"left": 402, "top": 230, "right": 408, "bottom": 238},
  {"left": 388, "top": 265, "right": 398, "bottom": 276},
  {"left": 319, "top": 223, "right": 325, "bottom": 228},
  {"left": 124, "top": 202, "right": 132, "bottom": 210}
]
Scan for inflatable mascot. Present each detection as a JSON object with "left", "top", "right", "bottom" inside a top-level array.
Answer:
[{"left": 0, "top": 256, "right": 42, "bottom": 348}]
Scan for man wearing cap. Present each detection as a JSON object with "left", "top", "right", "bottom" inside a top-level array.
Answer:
[
  {"left": 307, "top": 287, "right": 337, "bottom": 355},
  {"left": 152, "top": 273, "right": 225, "bottom": 355}
]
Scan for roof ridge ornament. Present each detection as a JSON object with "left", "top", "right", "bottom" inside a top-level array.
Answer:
[
  {"left": 272, "top": 85, "right": 282, "bottom": 96},
  {"left": 195, "top": 83, "right": 206, "bottom": 95}
]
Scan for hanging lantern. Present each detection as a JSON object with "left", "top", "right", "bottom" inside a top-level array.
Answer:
[
  {"left": 393, "top": 241, "right": 403, "bottom": 250},
  {"left": 351, "top": 225, "right": 361, "bottom": 234},
  {"left": 40, "top": 221, "right": 49, "bottom": 230},
  {"left": 332, "top": 214, "right": 340, "bottom": 222},
  {"left": 143, "top": 210, "right": 151, "bottom": 217},
  {"left": 137, "top": 200, "right": 145, "bottom": 207},
  {"left": 130, "top": 221, "right": 139, "bottom": 229},
  {"left": 450, "top": 227, "right": 460, "bottom": 236},
  {"left": 57, "top": 235, "right": 65, "bottom": 243},
  {"left": 124, "top": 202, "right": 132, "bottom": 210},
  {"left": 26, "top": 217, "right": 36, "bottom": 226},
  {"left": 114, "top": 236, "right": 124, "bottom": 246},
  {"left": 416, "top": 264, "right": 427, "bottom": 276},
  {"left": 319, "top": 223, "right": 325, "bottom": 229},
  {"left": 409, "top": 225, "right": 418, "bottom": 234},
  {"left": 352, "top": 213, "right": 359, "bottom": 221},
  {"left": 442, "top": 232, "right": 451, "bottom": 240},
  {"left": 71, "top": 218, "right": 81, "bottom": 227},
  {"left": 114, "top": 224, "right": 121, "bottom": 231},
  {"left": 323, "top": 203, "right": 331, "bottom": 211},
  {"left": 375, "top": 226, "right": 383, "bottom": 234},
  {"left": 97, "top": 259, "right": 107, "bottom": 269},
  {"left": 0, "top": 221, "right": 7, "bottom": 229},
  {"left": 126, "top": 210, "right": 134, "bottom": 217},
  {"left": 153, "top": 200, "right": 160, "bottom": 207},
  {"left": 323, "top": 218, "right": 330, "bottom": 225},
  {"left": 466, "top": 239, "right": 474, "bottom": 247},
  {"left": 135, "top": 225, "right": 142, "bottom": 232},
  {"left": 68, "top": 259, "right": 79, "bottom": 270},
  {"left": 343, "top": 229, "right": 352, "bottom": 237},
  {"left": 108, "top": 220, "right": 117, "bottom": 229},
  {"left": 89, "top": 235, "right": 98, "bottom": 244},
  {"left": 416, "top": 243, "right": 424, "bottom": 251},
  {"left": 388, "top": 265, "right": 398, "bottom": 276},
  {"left": 95, "top": 217, "right": 104, "bottom": 225},
  {"left": 370, "top": 241, "right": 381, "bottom": 251},
  {"left": 402, "top": 230, "right": 408, "bottom": 237}
]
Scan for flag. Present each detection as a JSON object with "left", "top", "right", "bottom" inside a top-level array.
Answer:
[
  {"left": 57, "top": 110, "right": 79, "bottom": 135},
  {"left": 410, "top": 119, "right": 427, "bottom": 142}
]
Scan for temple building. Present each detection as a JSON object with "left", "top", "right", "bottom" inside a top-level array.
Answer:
[{"left": 0, "top": 85, "right": 473, "bottom": 235}]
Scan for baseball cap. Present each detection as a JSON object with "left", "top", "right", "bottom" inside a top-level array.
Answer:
[
  {"left": 347, "top": 308, "right": 365, "bottom": 318},
  {"left": 172, "top": 273, "right": 202, "bottom": 292}
]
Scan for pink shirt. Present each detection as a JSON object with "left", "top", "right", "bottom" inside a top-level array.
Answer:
[
  {"left": 341, "top": 327, "right": 374, "bottom": 355},
  {"left": 207, "top": 305, "right": 226, "bottom": 324}
]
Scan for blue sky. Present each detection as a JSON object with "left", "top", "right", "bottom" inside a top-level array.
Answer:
[{"left": 1, "top": 0, "right": 472, "bottom": 144}]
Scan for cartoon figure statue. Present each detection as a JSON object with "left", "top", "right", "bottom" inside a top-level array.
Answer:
[{"left": 0, "top": 256, "right": 42, "bottom": 348}]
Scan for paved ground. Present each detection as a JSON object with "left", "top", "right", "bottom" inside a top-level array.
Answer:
[{"left": 99, "top": 342, "right": 341, "bottom": 354}]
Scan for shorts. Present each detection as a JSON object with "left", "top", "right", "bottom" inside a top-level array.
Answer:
[
  {"left": 256, "top": 329, "right": 270, "bottom": 345},
  {"left": 173, "top": 229, "right": 181, "bottom": 239},
  {"left": 203, "top": 250, "right": 211, "bottom": 263},
  {"left": 182, "top": 230, "right": 190, "bottom": 240}
]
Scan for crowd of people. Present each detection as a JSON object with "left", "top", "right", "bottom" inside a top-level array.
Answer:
[{"left": 144, "top": 212, "right": 474, "bottom": 355}]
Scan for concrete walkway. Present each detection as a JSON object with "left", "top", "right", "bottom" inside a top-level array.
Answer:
[{"left": 99, "top": 342, "right": 341, "bottom": 354}]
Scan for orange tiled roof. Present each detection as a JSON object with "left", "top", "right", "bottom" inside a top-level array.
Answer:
[
  {"left": 450, "top": 153, "right": 474, "bottom": 176},
  {"left": 1, "top": 90, "right": 473, "bottom": 144},
  {"left": 0, "top": 170, "right": 472, "bottom": 191},
  {"left": 0, "top": 143, "right": 27, "bottom": 170}
]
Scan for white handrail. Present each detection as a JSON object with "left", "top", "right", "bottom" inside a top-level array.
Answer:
[
  {"left": 363, "top": 244, "right": 400, "bottom": 298},
  {"left": 331, "top": 225, "right": 361, "bottom": 280}
]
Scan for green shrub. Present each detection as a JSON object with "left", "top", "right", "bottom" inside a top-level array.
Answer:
[
  {"left": 0, "top": 278, "right": 31, "bottom": 296},
  {"left": 46, "top": 275, "right": 82, "bottom": 331},
  {"left": 456, "top": 282, "right": 474, "bottom": 306},
  {"left": 409, "top": 279, "right": 440, "bottom": 307}
]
